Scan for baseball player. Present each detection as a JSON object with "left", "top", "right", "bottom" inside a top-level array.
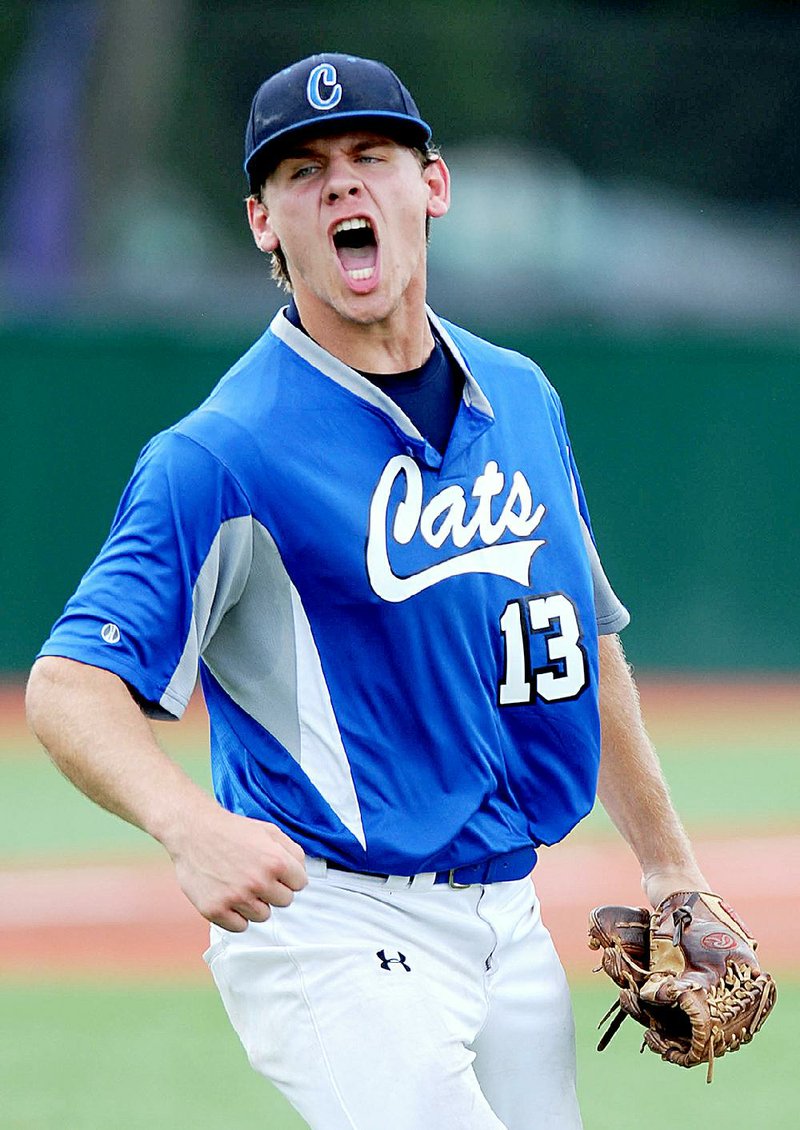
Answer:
[{"left": 27, "top": 54, "right": 711, "bottom": 1129}]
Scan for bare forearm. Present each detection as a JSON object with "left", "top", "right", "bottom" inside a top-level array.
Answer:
[
  {"left": 596, "top": 635, "right": 708, "bottom": 906},
  {"left": 26, "top": 656, "right": 307, "bottom": 930},
  {"left": 25, "top": 656, "right": 216, "bottom": 851}
]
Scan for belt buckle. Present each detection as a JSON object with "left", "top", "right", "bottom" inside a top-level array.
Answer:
[{"left": 447, "top": 868, "right": 472, "bottom": 890}]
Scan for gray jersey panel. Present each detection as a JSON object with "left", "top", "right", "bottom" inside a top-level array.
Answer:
[
  {"left": 159, "top": 515, "right": 253, "bottom": 717},
  {"left": 202, "top": 519, "right": 301, "bottom": 757},
  {"left": 197, "top": 519, "right": 366, "bottom": 845},
  {"left": 581, "top": 515, "right": 630, "bottom": 634}
]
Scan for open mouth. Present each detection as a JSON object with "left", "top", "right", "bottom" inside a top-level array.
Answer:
[{"left": 332, "top": 218, "right": 378, "bottom": 281}]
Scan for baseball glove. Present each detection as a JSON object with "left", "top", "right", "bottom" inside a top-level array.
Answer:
[{"left": 587, "top": 891, "right": 777, "bottom": 1081}]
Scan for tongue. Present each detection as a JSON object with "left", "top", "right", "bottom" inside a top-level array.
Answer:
[{"left": 338, "top": 244, "right": 377, "bottom": 271}]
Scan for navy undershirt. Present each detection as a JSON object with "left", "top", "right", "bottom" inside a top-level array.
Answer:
[{"left": 285, "top": 300, "right": 463, "bottom": 455}]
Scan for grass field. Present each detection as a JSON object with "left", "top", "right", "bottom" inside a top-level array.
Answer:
[
  {"left": 1, "top": 681, "right": 797, "bottom": 1127},
  {"left": 2, "top": 732, "right": 798, "bottom": 860},
  {"left": 1, "top": 980, "right": 796, "bottom": 1129}
]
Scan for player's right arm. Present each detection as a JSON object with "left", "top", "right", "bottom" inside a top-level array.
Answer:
[{"left": 26, "top": 655, "right": 307, "bottom": 931}]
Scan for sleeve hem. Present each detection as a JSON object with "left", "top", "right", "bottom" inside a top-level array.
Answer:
[
  {"left": 34, "top": 645, "right": 188, "bottom": 720},
  {"left": 596, "top": 607, "right": 631, "bottom": 635}
]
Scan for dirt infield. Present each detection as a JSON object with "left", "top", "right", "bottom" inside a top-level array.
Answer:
[
  {"left": 1, "top": 679, "right": 797, "bottom": 980},
  {"left": 1, "top": 831, "right": 797, "bottom": 981}
]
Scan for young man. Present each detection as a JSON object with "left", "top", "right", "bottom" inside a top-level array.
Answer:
[{"left": 27, "top": 54, "right": 709, "bottom": 1129}]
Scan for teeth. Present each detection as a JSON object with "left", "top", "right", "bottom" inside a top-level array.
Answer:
[
  {"left": 334, "top": 218, "right": 372, "bottom": 235},
  {"left": 348, "top": 267, "right": 374, "bottom": 280}
]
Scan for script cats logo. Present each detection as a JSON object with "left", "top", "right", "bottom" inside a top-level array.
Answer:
[{"left": 367, "top": 456, "right": 546, "bottom": 602}]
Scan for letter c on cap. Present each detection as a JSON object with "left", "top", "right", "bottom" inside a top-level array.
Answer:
[{"left": 306, "top": 63, "right": 342, "bottom": 111}]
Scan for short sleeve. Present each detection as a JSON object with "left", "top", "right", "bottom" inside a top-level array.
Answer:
[
  {"left": 547, "top": 382, "right": 630, "bottom": 635},
  {"left": 37, "top": 430, "right": 253, "bottom": 718}
]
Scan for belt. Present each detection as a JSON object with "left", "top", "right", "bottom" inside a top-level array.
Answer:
[{"left": 325, "top": 845, "right": 537, "bottom": 889}]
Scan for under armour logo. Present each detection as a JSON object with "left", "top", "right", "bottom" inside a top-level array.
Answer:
[
  {"left": 306, "top": 63, "right": 342, "bottom": 111},
  {"left": 376, "top": 949, "right": 411, "bottom": 972}
]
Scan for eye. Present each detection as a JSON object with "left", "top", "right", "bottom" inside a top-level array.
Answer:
[
  {"left": 290, "top": 163, "right": 320, "bottom": 180},
  {"left": 356, "top": 153, "right": 382, "bottom": 165}
]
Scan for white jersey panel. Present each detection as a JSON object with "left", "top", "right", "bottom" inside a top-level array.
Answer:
[{"left": 290, "top": 586, "right": 367, "bottom": 849}]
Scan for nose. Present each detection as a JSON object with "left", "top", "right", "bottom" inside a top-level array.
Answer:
[
  {"left": 327, "top": 184, "right": 359, "bottom": 203},
  {"left": 324, "top": 157, "right": 362, "bottom": 203}
]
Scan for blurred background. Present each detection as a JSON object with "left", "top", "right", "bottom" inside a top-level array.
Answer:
[
  {"left": 3, "top": 0, "right": 800, "bottom": 676},
  {"left": 1, "top": 6, "right": 798, "bottom": 1127}
]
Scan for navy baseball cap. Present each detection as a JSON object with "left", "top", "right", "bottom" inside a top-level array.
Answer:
[{"left": 244, "top": 53, "right": 432, "bottom": 190}]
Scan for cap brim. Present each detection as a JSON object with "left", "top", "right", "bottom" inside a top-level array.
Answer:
[{"left": 245, "top": 110, "right": 433, "bottom": 189}]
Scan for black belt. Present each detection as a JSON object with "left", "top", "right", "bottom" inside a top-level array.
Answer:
[{"left": 326, "top": 845, "right": 537, "bottom": 889}]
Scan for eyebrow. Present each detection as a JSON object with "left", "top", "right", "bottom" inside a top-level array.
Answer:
[{"left": 282, "top": 137, "right": 392, "bottom": 162}]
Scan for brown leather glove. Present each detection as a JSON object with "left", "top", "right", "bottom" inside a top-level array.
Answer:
[{"left": 588, "top": 892, "right": 777, "bottom": 1081}]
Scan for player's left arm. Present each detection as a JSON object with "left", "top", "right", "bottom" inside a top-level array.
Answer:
[{"left": 595, "top": 632, "right": 709, "bottom": 908}]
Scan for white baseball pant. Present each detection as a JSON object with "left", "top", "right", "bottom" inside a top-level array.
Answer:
[{"left": 204, "top": 863, "right": 582, "bottom": 1130}]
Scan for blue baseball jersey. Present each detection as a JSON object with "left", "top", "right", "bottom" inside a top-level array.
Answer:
[{"left": 39, "top": 309, "right": 628, "bottom": 874}]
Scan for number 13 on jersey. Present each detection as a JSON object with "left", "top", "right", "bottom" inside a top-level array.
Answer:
[{"left": 498, "top": 593, "right": 588, "bottom": 705}]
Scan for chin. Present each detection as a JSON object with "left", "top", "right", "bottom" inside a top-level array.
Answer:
[{"left": 336, "top": 292, "right": 395, "bottom": 325}]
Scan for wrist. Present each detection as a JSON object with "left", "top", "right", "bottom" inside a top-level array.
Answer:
[
  {"left": 146, "top": 776, "right": 221, "bottom": 860},
  {"left": 642, "top": 866, "right": 710, "bottom": 909}
]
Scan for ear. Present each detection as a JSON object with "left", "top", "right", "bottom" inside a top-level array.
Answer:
[
  {"left": 423, "top": 157, "right": 451, "bottom": 220},
  {"left": 246, "top": 195, "right": 280, "bottom": 253}
]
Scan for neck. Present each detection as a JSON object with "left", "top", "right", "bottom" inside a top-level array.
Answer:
[{"left": 293, "top": 278, "right": 435, "bottom": 373}]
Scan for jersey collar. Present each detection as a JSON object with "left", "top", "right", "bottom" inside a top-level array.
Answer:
[{"left": 268, "top": 305, "right": 494, "bottom": 448}]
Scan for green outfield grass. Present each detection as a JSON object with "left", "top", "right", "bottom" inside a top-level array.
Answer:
[
  {"left": 580, "top": 737, "right": 800, "bottom": 838},
  {"left": 0, "top": 978, "right": 794, "bottom": 1129},
  {"left": 1, "top": 701, "right": 797, "bottom": 1126},
  {"left": 0, "top": 746, "right": 210, "bottom": 859},
  {"left": 1, "top": 733, "right": 797, "bottom": 859}
]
